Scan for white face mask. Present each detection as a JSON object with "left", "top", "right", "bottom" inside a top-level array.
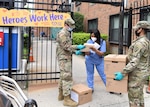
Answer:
[
  {"left": 91, "top": 37, "right": 97, "bottom": 42},
  {"left": 67, "top": 27, "right": 73, "bottom": 31}
]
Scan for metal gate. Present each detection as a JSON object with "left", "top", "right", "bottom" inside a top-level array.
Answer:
[
  {"left": 125, "top": 0, "right": 150, "bottom": 45},
  {"left": 1, "top": 0, "right": 150, "bottom": 87},
  {"left": 0, "top": 0, "right": 72, "bottom": 86}
]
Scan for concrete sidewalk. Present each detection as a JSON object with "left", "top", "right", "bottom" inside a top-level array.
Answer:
[{"left": 27, "top": 55, "right": 150, "bottom": 107}]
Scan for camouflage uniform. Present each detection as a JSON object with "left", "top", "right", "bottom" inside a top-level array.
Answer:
[
  {"left": 122, "top": 21, "right": 150, "bottom": 107},
  {"left": 56, "top": 21, "right": 77, "bottom": 97}
]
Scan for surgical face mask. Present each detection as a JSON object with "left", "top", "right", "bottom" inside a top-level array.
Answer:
[
  {"left": 67, "top": 27, "right": 73, "bottom": 31},
  {"left": 91, "top": 37, "right": 97, "bottom": 42},
  {"left": 135, "top": 29, "right": 141, "bottom": 37}
]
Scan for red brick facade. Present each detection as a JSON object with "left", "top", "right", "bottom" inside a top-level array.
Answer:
[
  {"left": 74, "top": 0, "right": 150, "bottom": 53},
  {"left": 75, "top": 2, "right": 120, "bottom": 35},
  {"left": 74, "top": 0, "right": 150, "bottom": 35}
]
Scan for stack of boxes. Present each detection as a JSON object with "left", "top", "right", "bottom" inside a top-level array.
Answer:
[{"left": 104, "top": 54, "right": 128, "bottom": 93}]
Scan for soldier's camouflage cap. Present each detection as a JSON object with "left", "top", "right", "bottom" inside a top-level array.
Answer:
[
  {"left": 133, "top": 21, "right": 150, "bottom": 30},
  {"left": 65, "top": 18, "right": 75, "bottom": 29}
]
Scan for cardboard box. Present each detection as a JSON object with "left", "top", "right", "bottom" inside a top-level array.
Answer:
[
  {"left": 71, "top": 84, "right": 92, "bottom": 105},
  {"left": 104, "top": 54, "right": 128, "bottom": 93},
  {"left": 104, "top": 54, "right": 128, "bottom": 75},
  {"left": 106, "top": 75, "right": 128, "bottom": 93}
]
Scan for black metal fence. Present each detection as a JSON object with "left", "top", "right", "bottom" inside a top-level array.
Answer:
[
  {"left": 0, "top": 0, "right": 71, "bottom": 87},
  {"left": 0, "top": 0, "right": 150, "bottom": 87},
  {"left": 125, "top": 0, "right": 150, "bottom": 43}
]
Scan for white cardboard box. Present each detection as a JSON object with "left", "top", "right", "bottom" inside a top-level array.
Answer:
[{"left": 71, "top": 84, "right": 92, "bottom": 105}]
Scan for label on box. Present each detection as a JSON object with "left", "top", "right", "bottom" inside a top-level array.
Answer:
[{"left": 71, "top": 91, "right": 79, "bottom": 103}]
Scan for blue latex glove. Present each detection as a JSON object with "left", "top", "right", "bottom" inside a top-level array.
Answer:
[
  {"left": 75, "top": 50, "right": 82, "bottom": 55},
  {"left": 77, "top": 45, "right": 85, "bottom": 50},
  {"left": 114, "top": 72, "right": 124, "bottom": 81}
]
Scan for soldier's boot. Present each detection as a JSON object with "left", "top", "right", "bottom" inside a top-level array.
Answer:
[
  {"left": 58, "top": 89, "right": 64, "bottom": 101},
  {"left": 129, "top": 104, "right": 138, "bottom": 107},
  {"left": 130, "top": 103, "right": 145, "bottom": 107},
  {"left": 63, "top": 95, "right": 78, "bottom": 107}
]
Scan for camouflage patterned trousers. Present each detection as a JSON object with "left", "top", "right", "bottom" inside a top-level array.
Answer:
[
  {"left": 58, "top": 59, "right": 73, "bottom": 96},
  {"left": 128, "top": 83, "right": 144, "bottom": 107}
]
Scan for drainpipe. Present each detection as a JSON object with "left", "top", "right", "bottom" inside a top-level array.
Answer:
[
  {"left": 127, "top": 7, "right": 132, "bottom": 48},
  {"left": 8, "top": 0, "right": 14, "bottom": 77},
  {"left": 118, "top": 0, "right": 124, "bottom": 54}
]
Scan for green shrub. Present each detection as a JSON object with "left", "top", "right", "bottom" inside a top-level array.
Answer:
[
  {"left": 23, "top": 33, "right": 29, "bottom": 59},
  {"left": 72, "top": 32, "right": 90, "bottom": 45},
  {"left": 72, "top": 32, "right": 108, "bottom": 45},
  {"left": 74, "top": 12, "right": 84, "bottom": 32},
  {"left": 101, "top": 34, "right": 108, "bottom": 41}
]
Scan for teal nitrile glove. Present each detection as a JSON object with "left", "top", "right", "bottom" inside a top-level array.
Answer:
[
  {"left": 114, "top": 72, "right": 124, "bottom": 81},
  {"left": 75, "top": 50, "right": 82, "bottom": 55},
  {"left": 77, "top": 45, "right": 85, "bottom": 50}
]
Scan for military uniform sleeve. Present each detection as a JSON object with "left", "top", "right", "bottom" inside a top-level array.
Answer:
[
  {"left": 123, "top": 42, "right": 144, "bottom": 74},
  {"left": 57, "top": 32, "right": 77, "bottom": 52}
]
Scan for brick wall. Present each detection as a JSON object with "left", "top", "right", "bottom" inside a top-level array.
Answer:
[
  {"left": 74, "top": 0, "right": 150, "bottom": 54},
  {"left": 75, "top": 2, "right": 120, "bottom": 35}
]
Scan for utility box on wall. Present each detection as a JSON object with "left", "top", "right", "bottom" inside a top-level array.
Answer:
[
  {"left": 0, "top": 32, "right": 4, "bottom": 46},
  {"left": 0, "top": 27, "right": 21, "bottom": 71},
  {"left": 0, "top": 0, "right": 25, "bottom": 71},
  {"left": 104, "top": 54, "right": 128, "bottom": 93}
]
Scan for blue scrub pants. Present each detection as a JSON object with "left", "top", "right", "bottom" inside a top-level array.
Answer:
[{"left": 85, "top": 59, "right": 106, "bottom": 90}]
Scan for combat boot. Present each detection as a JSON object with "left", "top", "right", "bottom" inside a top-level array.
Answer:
[
  {"left": 130, "top": 103, "right": 144, "bottom": 107},
  {"left": 63, "top": 95, "right": 78, "bottom": 107},
  {"left": 58, "top": 89, "right": 64, "bottom": 101}
]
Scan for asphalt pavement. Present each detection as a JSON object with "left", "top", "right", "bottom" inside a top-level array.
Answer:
[{"left": 27, "top": 55, "right": 150, "bottom": 107}]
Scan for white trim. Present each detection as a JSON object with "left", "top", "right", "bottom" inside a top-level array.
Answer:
[
  {"left": 17, "top": 27, "right": 21, "bottom": 71},
  {"left": 0, "top": 68, "right": 17, "bottom": 71},
  {"left": 12, "top": 27, "right": 18, "bottom": 34},
  {"left": 14, "top": 0, "right": 23, "bottom": 8},
  {"left": 0, "top": 27, "right": 9, "bottom": 33},
  {"left": 0, "top": 27, "right": 21, "bottom": 71},
  {"left": 124, "top": 0, "right": 128, "bottom": 8}
]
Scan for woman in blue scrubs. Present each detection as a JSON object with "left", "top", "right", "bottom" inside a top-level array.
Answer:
[{"left": 85, "top": 29, "right": 106, "bottom": 92}]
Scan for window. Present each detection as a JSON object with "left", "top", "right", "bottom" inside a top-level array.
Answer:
[
  {"left": 77, "top": 7, "right": 80, "bottom": 11},
  {"left": 109, "top": 14, "right": 129, "bottom": 45},
  {"left": 0, "top": 0, "right": 13, "bottom": 9},
  {"left": 88, "top": 18, "right": 98, "bottom": 32},
  {"left": 89, "top": 3, "right": 95, "bottom": 6},
  {"left": 147, "top": 13, "right": 150, "bottom": 40},
  {"left": 140, "top": 8, "right": 150, "bottom": 40},
  {"left": 75, "top": 1, "right": 81, "bottom": 6}
]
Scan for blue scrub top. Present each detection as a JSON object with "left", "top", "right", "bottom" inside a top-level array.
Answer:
[{"left": 85, "top": 39, "right": 106, "bottom": 64}]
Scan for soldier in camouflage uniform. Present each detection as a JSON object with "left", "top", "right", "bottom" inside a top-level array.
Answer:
[
  {"left": 56, "top": 18, "right": 85, "bottom": 107},
  {"left": 114, "top": 21, "right": 150, "bottom": 107}
]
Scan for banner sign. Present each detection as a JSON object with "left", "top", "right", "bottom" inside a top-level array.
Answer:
[{"left": 0, "top": 8, "right": 71, "bottom": 27}]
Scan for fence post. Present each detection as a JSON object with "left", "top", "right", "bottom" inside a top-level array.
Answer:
[
  {"left": 8, "top": 0, "right": 14, "bottom": 77},
  {"left": 127, "top": 7, "right": 132, "bottom": 48},
  {"left": 118, "top": 0, "right": 125, "bottom": 54}
]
